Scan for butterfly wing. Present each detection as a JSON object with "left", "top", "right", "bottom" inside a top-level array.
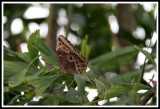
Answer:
[{"left": 56, "top": 35, "right": 87, "bottom": 74}]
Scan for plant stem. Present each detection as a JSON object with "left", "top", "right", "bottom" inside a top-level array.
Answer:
[{"left": 138, "top": 58, "right": 147, "bottom": 83}]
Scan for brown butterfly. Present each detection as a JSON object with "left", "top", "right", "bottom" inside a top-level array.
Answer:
[{"left": 56, "top": 35, "right": 87, "bottom": 74}]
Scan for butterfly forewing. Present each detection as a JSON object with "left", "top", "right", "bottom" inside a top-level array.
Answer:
[{"left": 56, "top": 35, "right": 87, "bottom": 74}]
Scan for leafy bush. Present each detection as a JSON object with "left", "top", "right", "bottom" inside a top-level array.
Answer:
[{"left": 3, "top": 30, "right": 156, "bottom": 105}]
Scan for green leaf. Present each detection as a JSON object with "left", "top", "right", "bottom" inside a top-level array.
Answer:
[
  {"left": 4, "top": 51, "right": 39, "bottom": 79},
  {"left": 104, "top": 66, "right": 153, "bottom": 86},
  {"left": 31, "top": 67, "right": 48, "bottom": 77},
  {"left": 17, "top": 52, "right": 46, "bottom": 72},
  {"left": 27, "top": 30, "right": 39, "bottom": 59},
  {"left": 108, "top": 71, "right": 139, "bottom": 86},
  {"left": 134, "top": 45, "right": 156, "bottom": 67},
  {"left": 65, "top": 87, "right": 79, "bottom": 103},
  {"left": 27, "top": 75, "right": 58, "bottom": 97},
  {"left": 40, "top": 96, "right": 54, "bottom": 105},
  {"left": 27, "top": 30, "right": 42, "bottom": 67},
  {"left": 4, "top": 48, "right": 29, "bottom": 79},
  {"left": 8, "top": 56, "right": 39, "bottom": 87},
  {"left": 133, "top": 82, "right": 151, "bottom": 92},
  {"left": 9, "top": 84, "right": 32, "bottom": 92},
  {"left": 89, "top": 46, "right": 138, "bottom": 71},
  {"left": 81, "top": 35, "right": 91, "bottom": 60},
  {"left": 85, "top": 45, "right": 92, "bottom": 60},
  {"left": 32, "top": 30, "right": 59, "bottom": 68},
  {"left": 8, "top": 67, "right": 28, "bottom": 87},
  {"left": 95, "top": 79, "right": 106, "bottom": 95},
  {"left": 127, "top": 90, "right": 141, "bottom": 105},
  {"left": 85, "top": 70, "right": 95, "bottom": 81},
  {"left": 103, "top": 101, "right": 118, "bottom": 105},
  {"left": 120, "top": 95, "right": 136, "bottom": 105},
  {"left": 15, "top": 52, "right": 32, "bottom": 63},
  {"left": 114, "top": 100, "right": 128, "bottom": 105},
  {"left": 3, "top": 46, "right": 16, "bottom": 60},
  {"left": 84, "top": 100, "right": 98, "bottom": 105},
  {"left": 4, "top": 61, "right": 28, "bottom": 79},
  {"left": 4, "top": 61, "right": 39, "bottom": 79},
  {"left": 4, "top": 86, "right": 10, "bottom": 92},
  {"left": 74, "top": 74, "right": 88, "bottom": 104},
  {"left": 52, "top": 83, "right": 65, "bottom": 105},
  {"left": 18, "top": 93, "right": 36, "bottom": 105},
  {"left": 46, "top": 67, "right": 61, "bottom": 76},
  {"left": 101, "top": 84, "right": 132, "bottom": 99}
]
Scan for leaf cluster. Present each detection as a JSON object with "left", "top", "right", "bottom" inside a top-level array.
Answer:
[{"left": 3, "top": 30, "right": 156, "bottom": 105}]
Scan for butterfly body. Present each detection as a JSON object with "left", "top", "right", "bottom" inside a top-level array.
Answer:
[{"left": 56, "top": 35, "right": 87, "bottom": 74}]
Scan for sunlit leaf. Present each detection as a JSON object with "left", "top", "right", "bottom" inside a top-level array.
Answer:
[
  {"left": 33, "top": 30, "right": 60, "bottom": 68},
  {"left": 134, "top": 45, "right": 156, "bottom": 67},
  {"left": 133, "top": 82, "right": 151, "bottom": 92},
  {"left": 101, "top": 84, "right": 132, "bottom": 99},
  {"left": 81, "top": 35, "right": 91, "bottom": 60},
  {"left": 27, "top": 30, "right": 39, "bottom": 66}
]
